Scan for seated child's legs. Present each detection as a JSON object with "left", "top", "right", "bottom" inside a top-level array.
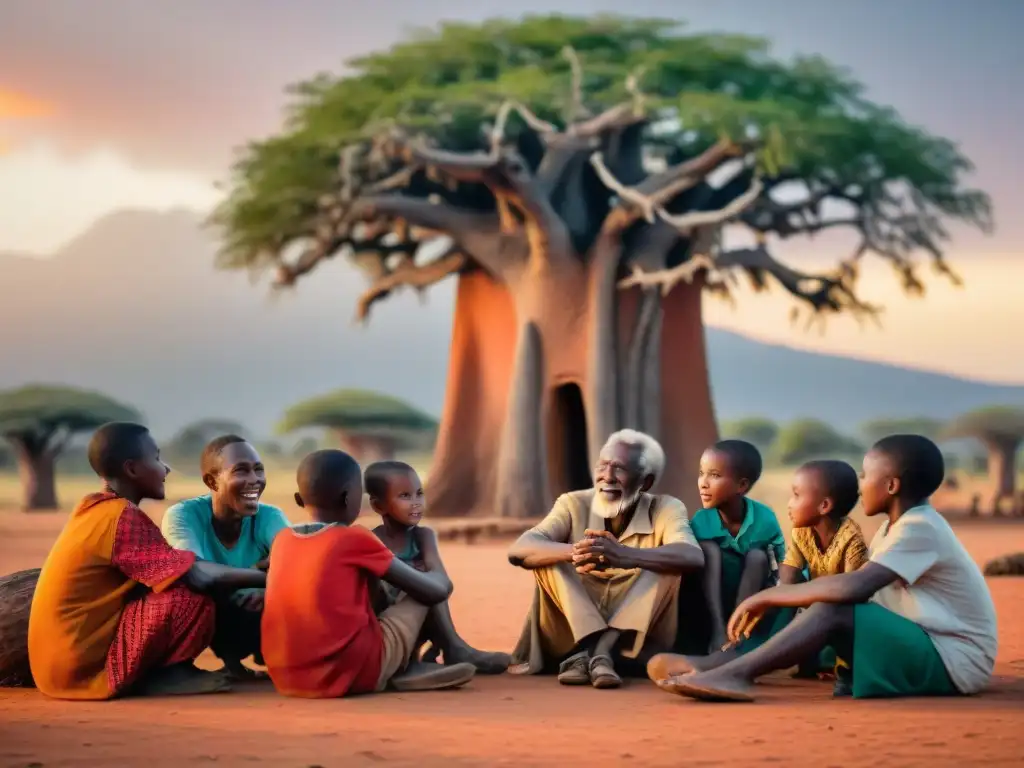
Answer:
[
  {"left": 210, "top": 595, "right": 264, "bottom": 678},
  {"left": 736, "top": 548, "right": 771, "bottom": 605},
  {"left": 375, "top": 597, "right": 476, "bottom": 692},
  {"left": 847, "top": 603, "right": 955, "bottom": 699},
  {"left": 698, "top": 541, "right": 727, "bottom": 649},
  {"left": 375, "top": 596, "right": 431, "bottom": 690},
  {"left": 107, "top": 584, "right": 223, "bottom": 696},
  {"left": 658, "top": 601, "right": 855, "bottom": 701}
]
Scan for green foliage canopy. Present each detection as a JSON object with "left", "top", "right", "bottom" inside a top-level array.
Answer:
[
  {"left": 0, "top": 385, "right": 142, "bottom": 456},
  {"left": 774, "top": 418, "right": 863, "bottom": 465},
  {"left": 277, "top": 389, "right": 438, "bottom": 436},
  {"left": 941, "top": 406, "right": 1024, "bottom": 445},
  {"left": 213, "top": 15, "right": 991, "bottom": 323},
  {"left": 860, "top": 416, "right": 944, "bottom": 447},
  {"left": 720, "top": 416, "right": 779, "bottom": 451}
]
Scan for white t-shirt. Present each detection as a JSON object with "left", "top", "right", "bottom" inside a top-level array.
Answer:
[{"left": 868, "top": 505, "right": 998, "bottom": 694}]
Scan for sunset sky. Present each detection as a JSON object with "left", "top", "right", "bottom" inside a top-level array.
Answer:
[{"left": 1, "top": 0, "right": 1022, "bottom": 382}]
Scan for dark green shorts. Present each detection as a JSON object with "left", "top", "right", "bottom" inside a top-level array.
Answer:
[{"left": 852, "top": 603, "right": 958, "bottom": 699}]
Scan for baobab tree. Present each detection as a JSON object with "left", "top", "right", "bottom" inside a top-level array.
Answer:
[
  {"left": 942, "top": 406, "right": 1024, "bottom": 516},
  {"left": 213, "top": 16, "right": 991, "bottom": 517},
  {"left": 0, "top": 385, "right": 140, "bottom": 510},
  {"left": 278, "top": 389, "right": 437, "bottom": 463}
]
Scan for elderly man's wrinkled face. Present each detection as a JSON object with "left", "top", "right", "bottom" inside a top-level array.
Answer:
[{"left": 593, "top": 441, "right": 647, "bottom": 520}]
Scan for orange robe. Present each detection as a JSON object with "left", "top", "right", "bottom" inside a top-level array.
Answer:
[{"left": 28, "top": 492, "right": 214, "bottom": 700}]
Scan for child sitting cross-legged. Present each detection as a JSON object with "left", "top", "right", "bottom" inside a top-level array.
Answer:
[
  {"left": 780, "top": 459, "right": 868, "bottom": 690},
  {"left": 687, "top": 440, "right": 786, "bottom": 653},
  {"left": 367, "top": 461, "right": 510, "bottom": 674},
  {"left": 651, "top": 459, "right": 868, "bottom": 688},
  {"left": 653, "top": 435, "right": 998, "bottom": 702},
  {"left": 261, "top": 450, "right": 477, "bottom": 697}
]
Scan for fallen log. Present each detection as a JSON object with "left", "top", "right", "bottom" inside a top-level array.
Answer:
[
  {"left": 0, "top": 568, "right": 40, "bottom": 687},
  {"left": 983, "top": 553, "right": 1024, "bottom": 577}
]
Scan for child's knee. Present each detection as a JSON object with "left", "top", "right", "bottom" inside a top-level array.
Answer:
[
  {"left": 743, "top": 547, "right": 770, "bottom": 573},
  {"left": 804, "top": 602, "right": 854, "bottom": 632},
  {"left": 699, "top": 540, "right": 721, "bottom": 560}
]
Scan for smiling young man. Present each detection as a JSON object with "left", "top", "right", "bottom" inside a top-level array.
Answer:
[
  {"left": 161, "top": 435, "right": 290, "bottom": 679},
  {"left": 29, "top": 423, "right": 267, "bottom": 700},
  {"left": 506, "top": 429, "right": 705, "bottom": 689}
]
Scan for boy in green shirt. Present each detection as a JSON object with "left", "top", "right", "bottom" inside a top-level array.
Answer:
[{"left": 688, "top": 440, "right": 785, "bottom": 653}]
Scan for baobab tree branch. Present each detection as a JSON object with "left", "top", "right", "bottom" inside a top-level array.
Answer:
[
  {"left": 591, "top": 139, "right": 749, "bottom": 227},
  {"left": 355, "top": 246, "right": 469, "bottom": 324},
  {"left": 657, "top": 176, "right": 764, "bottom": 230},
  {"left": 713, "top": 244, "right": 880, "bottom": 319},
  {"left": 273, "top": 229, "right": 420, "bottom": 288},
  {"left": 350, "top": 195, "right": 487, "bottom": 239}
]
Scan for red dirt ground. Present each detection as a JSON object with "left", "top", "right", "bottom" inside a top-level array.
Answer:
[{"left": 1, "top": 512, "right": 1023, "bottom": 767}]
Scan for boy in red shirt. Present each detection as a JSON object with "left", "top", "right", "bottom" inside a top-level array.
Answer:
[{"left": 261, "top": 449, "right": 476, "bottom": 697}]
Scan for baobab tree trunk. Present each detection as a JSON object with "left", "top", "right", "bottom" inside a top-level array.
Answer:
[
  {"left": 335, "top": 432, "right": 399, "bottom": 464},
  {"left": 13, "top": 444, "right": 59, "bottom": 512},
  {"left": 427, "top": 265, "right": 718, "bottom": 518},
  {"left": 983, "top": 439, "right": 1019, "bottom": 516},
  {"left": 428, "top": 272, "right": 518, "bottom": 517}
]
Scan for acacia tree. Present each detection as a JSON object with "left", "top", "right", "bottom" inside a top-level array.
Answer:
[
  {"left": 214, "top": 17, "right": 991, "bottom": 517},
  {"left": 720, "top": 417, "right": 779, "bottom": 453},
  {"left": 165, "top": 418, "right": 250, "bottom": 466},
  {"left": 942, "top": 406, "right": 1024, "bottom": 516},
  {"left": 860, "top": 417, "right": 943, "bottom": 447},
  {"left": 773, "top": 419, "right": 863, "bottom": 465},
  {"left": 278, "top": 389, "right": 437, "bottom": 463},
  {"left": 0, "top": 385, "right": 141, "bottom": 511}
]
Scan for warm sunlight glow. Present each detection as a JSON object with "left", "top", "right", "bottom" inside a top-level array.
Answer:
[
  {"left": 703, "top": 257, "right": 1023, "bottom": 383},
  {"left": 0, "top": 87, "right": 55, "bottom": 119},
  {"left": 0, "top": 141, "right": 220, "bottom": 253}
]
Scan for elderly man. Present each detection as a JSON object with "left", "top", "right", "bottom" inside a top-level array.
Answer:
[{"left": 507, "top": 429, "right": 704, "bottom": 689}]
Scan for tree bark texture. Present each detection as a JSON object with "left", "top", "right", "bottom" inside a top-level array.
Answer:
[
  {"left": 428, "top": 267, "right": 717, "bottom": 518},
  {"left": 13, "top": 443, "right": 59, "bottom": 512},
  {"left": 984, "top": 439, "right": 1019, "bottom": 516},
  {"left": 335, "top": 432, "right": 399, "bottom": 464},
  {"left": 0, "top": 568, "right": 39, "bottom": 687}
]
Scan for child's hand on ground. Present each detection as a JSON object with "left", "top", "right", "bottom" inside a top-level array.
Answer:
[{"left": 727, "top": 595, "right": 767, "bottom": 643}]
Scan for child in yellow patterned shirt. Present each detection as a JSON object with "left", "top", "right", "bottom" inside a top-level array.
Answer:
[{"left": 780, "top": 459, "right": 868, "bottom": 693}]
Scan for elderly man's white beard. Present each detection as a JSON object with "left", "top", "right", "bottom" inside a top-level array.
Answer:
[{"left": 591, "top": 486, "right": 644, "bottom": 520}]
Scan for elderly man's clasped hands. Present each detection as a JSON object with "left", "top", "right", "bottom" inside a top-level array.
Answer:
[{"left": 572, "top": 530, "right": 632, "bottom": 573}]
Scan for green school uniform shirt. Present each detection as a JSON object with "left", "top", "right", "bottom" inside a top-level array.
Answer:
[
  {"left": 690, "top": 497, "right": 786, "bottom": 565},
  {"left": 161, "top": 494, "right": 290, "bottom": 568}
]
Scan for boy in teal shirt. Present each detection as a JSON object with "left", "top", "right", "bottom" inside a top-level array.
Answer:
[
  {"left": 162, "top": 435, "right": 290, "bottom": 679},
  {"left": 689, "top": 440, "right": 785, "bottom": 653}
]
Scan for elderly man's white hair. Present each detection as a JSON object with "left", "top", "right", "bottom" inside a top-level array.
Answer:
[{"left": 601, "top": 429, "right": 666, "bottom": 485}]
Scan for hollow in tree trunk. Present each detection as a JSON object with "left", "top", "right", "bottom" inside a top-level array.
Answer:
[{"left": 427, "top": 267, "right": 718, "bottom": 518}]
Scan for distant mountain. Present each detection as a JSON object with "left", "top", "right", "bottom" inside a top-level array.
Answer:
[{"left": 2, "top": 209, "right": 1021, "bottom": 439}]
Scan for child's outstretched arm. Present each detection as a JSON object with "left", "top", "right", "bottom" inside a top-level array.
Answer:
[
  {"left": 726, "top": 563, "right": 900, "bottom": 642},
  {"left": 184, "top": 560, "right": 268, "bottom": 593},
  {"left": 382, "top": 540, "right": 453, "bottom": 607}
]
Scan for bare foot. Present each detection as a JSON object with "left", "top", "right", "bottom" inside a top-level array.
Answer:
[
  {"left": 390, "top": 661, "right": 476, "bottom": 692},
  {"left": 223, "top": 658, "right": 269, "bottom": 682},
  {"left": 647, "top": 649, "right": 737, "bottom": 681},
  {"left": 136, "top": 663, "right": 233, "bottom": 697},
  {"left": 657, "top": 670, "right": 755, "bottom": 702},
  {"left": 446, "top": 646, "right": 511, "bottom": 675}
]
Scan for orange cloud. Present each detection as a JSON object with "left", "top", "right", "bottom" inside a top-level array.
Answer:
[{"left": 0, "top": 87, "right": 56, "bottom": 119}]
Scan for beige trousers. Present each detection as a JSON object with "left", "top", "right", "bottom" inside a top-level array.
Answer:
[
  {"left": 374, "top": 596, "right": 430, "bottom": 691},
  {"left": 511, "top": 562, "right": 680, "bottom": 672}
]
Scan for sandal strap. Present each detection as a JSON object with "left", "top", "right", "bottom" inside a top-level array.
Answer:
[{"left": 558, "top": 650, "right": 589, "bottom": 673}]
